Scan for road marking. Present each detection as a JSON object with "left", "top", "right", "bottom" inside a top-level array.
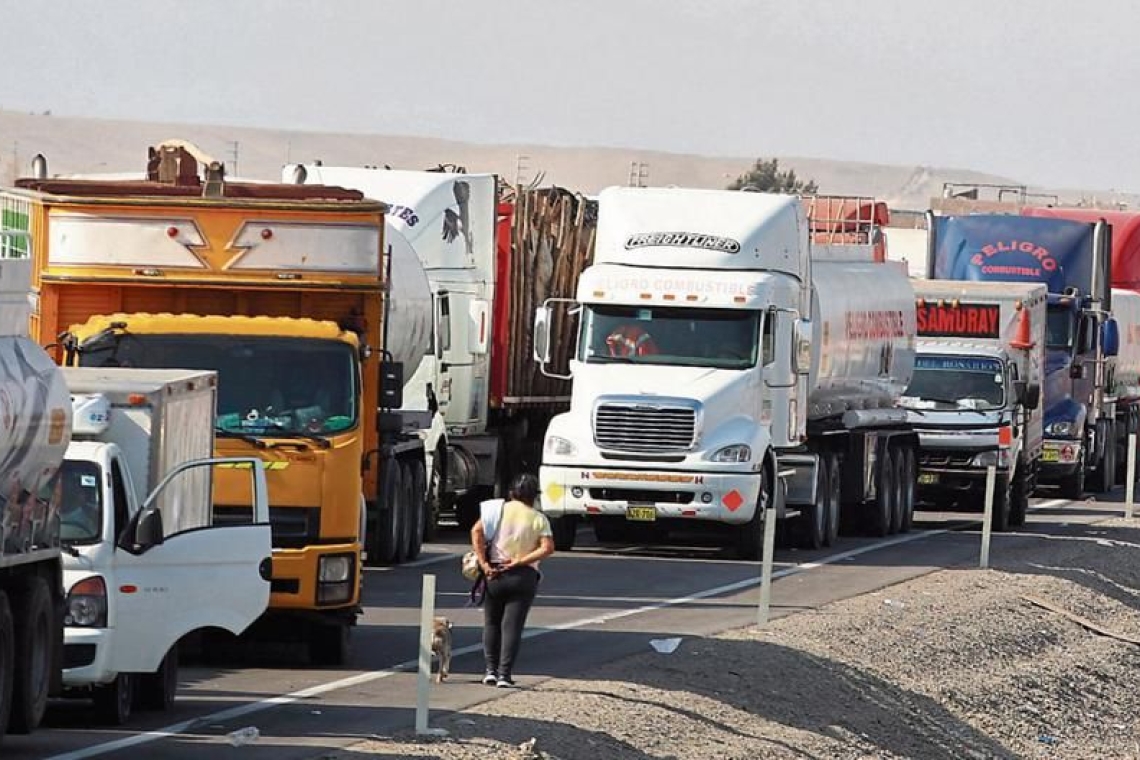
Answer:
[{"left": 46, "top": 525, "right": 949, "bottom": 760}]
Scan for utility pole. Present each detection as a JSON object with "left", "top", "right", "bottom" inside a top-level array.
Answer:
[
  {"left": 514, "top": 154, "right": 530, "bottom": 186},
  {"left": 228, "top": 140, "right": 239, "bottom": 177},
  {"left": 628, "top": 161, "right": 649, "bottom": 188}
]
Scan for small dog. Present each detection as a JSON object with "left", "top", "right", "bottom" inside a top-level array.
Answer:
[{"left": 431, "top": 616, "right": 453, "bottom": 683}]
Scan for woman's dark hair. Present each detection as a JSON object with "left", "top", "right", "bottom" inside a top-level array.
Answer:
[{"left": 508, "top": 473, "right": 540, "bottom": 506}]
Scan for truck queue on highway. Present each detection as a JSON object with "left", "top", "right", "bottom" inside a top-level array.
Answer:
[{"left": 5, "top": 141, "right": 1140, "bottom": 746}]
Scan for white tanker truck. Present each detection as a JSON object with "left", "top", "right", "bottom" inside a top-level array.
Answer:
[{"left": 535, "top": 188, "right": 918, "bottom": 558}]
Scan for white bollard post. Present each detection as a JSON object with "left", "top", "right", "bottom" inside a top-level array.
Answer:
[
  {"left": 415, "top": 574, "right": 447, "bottom": 736},
  {"left": 980, "top": 465, "right": 996, "bottom": 569},
  {"left": 1127, "top": 433, "right": 1137, "bottom": 520},
  {"left": 758, "top": 506, "right": 777, "bottom": 626}
]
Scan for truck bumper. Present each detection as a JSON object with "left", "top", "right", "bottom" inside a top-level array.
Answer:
[
  {"left": 917, "top": 466, "right": 1008, "bottom": 506},
  {"left": 1038, "top": 439, "right": 1083, "bottom": 481},
  {"left": 540, "top": 465, "right": 763, "bottom": 525},
  {"left": 61, "top": 627, "right": 114, "bottom": 688},
  {"left": 268, "top": 543, "right": 361, "bottom": 612}
]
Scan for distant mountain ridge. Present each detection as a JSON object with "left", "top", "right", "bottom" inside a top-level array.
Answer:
[{"left": 1, "top": 109, "right": 1135, "bottom": 211}]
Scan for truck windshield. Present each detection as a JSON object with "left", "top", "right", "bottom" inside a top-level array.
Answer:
[
  {"left": 59, "top": 461, "right": 102, "bottom": 544},
  {"left": 78, "top": 335, "right": 359, "bottom": 436},
  {"left": 578, "top": 305, "right": 759, "bottom": 369},
  {"left": 904, "top": 355, "right": 1005, "bottom": 410},
  {"left": 1046, "top": 305, "right": 1076, "bottom": 350}
]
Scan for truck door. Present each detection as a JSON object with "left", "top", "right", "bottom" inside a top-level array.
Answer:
[
  {"left": 434, "top": 288, "right": 490, "bottom": 426},
  {"left": 108, "top": 458, "right": 271, "bottom": 674}
]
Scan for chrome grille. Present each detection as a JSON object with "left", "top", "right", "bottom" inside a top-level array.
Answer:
[{"left": 593, "top": 403, "right": 696, "bottom": 453}]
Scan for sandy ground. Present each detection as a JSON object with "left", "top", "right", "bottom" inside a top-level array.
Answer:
[{"left": 329, "top": 517, "right": 1140, "bottom": 759}]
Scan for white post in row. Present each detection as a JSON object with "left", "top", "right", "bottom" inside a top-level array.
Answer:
[
  {"left": 979, "top": 465, "right": 996, "bottom": 569},
  {"left": 758, "top": 506, "right": 777, "bottom": 626},
  {"left": 415, "top": 574, "right": 447, "bottom": 737},
  {"left": 1126, "top": 433, "right": 1137, "bottom": 521}
]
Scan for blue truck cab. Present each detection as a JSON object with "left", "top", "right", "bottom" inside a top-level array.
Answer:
[{"left": 925, "top": 212, "right": 1119, "bottom": 498}]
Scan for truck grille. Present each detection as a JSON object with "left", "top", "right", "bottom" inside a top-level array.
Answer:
[
  {"left": 919, "top": 450, "right": 975, "bottom": 468},
  {"left": 214, "top": 505, "right": 321, "bottom": 549},
  {"left": 593, "top": 403, "right": 697, "bottom": 454}
]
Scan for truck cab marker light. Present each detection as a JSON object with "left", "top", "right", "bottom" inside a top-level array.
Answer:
[
  {"left": 119, "top": 585, "right": 138, "bottom": 594},
  {"left": 276, "top": 272, "right": 301, "bottom": 280},
  {"left": 134, "top": 268, "right": 164, "bottom": 277},
  {"left": 166, "top": 226, "right": 179, "bottom": 237},
  {"left": 260, "top": 228, "right": 273, "bottom": 240}
]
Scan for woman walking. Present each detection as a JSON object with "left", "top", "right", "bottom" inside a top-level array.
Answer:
[{"left": 471, "top": 473, "right": 554, "bottom": 687}]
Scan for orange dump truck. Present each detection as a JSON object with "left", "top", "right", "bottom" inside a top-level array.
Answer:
[{"left": 2, "top": 146, "right": 429, "bottom": 664}]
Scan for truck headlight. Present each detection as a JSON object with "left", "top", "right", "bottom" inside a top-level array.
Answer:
[
  {"left": 1046, "top": 421, "right": 1076, "bottom": 437},
  {"left": 66, "top": 576, "right": 108, "bottom": 628},
  {"left": 970, "top": 450, "right": 1010, "bottom": 469},
  {"left": 319, "top": 555, "right": 352, "bottom": 583},
  {"left": 545, "top": 436, "right": 577, "bottom": 456},
  {"left": 709, "top": 444, "right": 752, "bottom": 463}
]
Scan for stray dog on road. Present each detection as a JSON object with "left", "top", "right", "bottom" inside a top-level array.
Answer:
[{"left": 432, "top": 617, "right": 453, "bottom": 683}]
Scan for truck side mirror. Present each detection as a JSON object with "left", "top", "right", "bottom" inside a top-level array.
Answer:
[
  {"left": 533, "top": 306, "right": 553, "bottom": 364},
  {"left": 1025, "top": 383, "right": 1041, "bottom": 410},
  {"left": 1101, "top": 318, "right": 1120, "bottom": 358},
  {"left": 1013, "top": 379, "right": 1027, "bottom": 405},
  {"left": 134, "top": 508, "right": 165, "bottom": 549},
  {"left": 380, "top": 360, "right": 404, "bottom": 409},
  {"left": 792, "top": 319, "right": 812, "bottom": 376}
]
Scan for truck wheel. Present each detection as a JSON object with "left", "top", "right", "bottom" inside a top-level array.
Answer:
[
  {"left": 393, "top": 462, "right": 415, "bottom": 564},
  {"left": 870, "top": 446, "right": 896, "bottom": 537},
  {"left": 989, "top": 475, "right": 1012, "bottom": 533},
  {"left": 7, "top": 577, "right": 52, "bottom": 733},
  {"left": 406, "top": 461, "right": 427, "bottom": 561},
  {"left": 423, "top": 449, "right": 443, "bottom": 543},
  {"left": 824, "top": 454, "right": 842, "bottom": 546},
  {"left": 1010, "top": 462, "right": 1030, "bottom": 528},
  {"left": 136, "top": 647, "right": 178, "bottom": 711},
  {"left": 899, "top": 448, "right": 916, "bottom": 533},
  {"left": 794, "top": 462, "right": 827, "bottom": 550},
  {"left": 734, "top": 466, "right": 771, "bottom": 560},
  {"left": 550, "top": 515, "right": 578, "bottom": 552},
  {"left": 94, "top": 673, "right": 133, "bottom": 725},
  {"left": 373, "top": 458, "right": 403, "bottom": 566},
  {"left": 1058, "top": 450, "right": 1086, "bottom": 501},
  {"left": 889, "top": 447, "right": 905, "bottom": 535},
  {"left": 1093, "top": 421, "right": 1117, "bottom": 493},
  {"left": 308, "top": 623, "right": 351, "bottom": 667},
  {"left": 0, "top": 592, "right": 14, "bottom": 742}
]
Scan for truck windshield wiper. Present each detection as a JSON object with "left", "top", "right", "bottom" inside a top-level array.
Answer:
[
  {"left": 261, "top": 421, "right": 333, "bottom": 449},
  {"left": 214, "top": 428, "right": 268, "bottom": 449}
]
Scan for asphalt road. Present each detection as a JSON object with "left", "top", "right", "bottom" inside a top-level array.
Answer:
[{"left": 6, "top": 489, "right": 1132, "bottom": 760}]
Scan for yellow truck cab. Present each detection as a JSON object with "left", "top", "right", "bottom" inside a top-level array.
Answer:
[{"left": 1, "top": 144, "right": 426, "bottom": 664}]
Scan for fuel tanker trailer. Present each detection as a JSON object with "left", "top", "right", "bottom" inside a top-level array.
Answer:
[
  {"left": 0, "top": 247, "right": 71, "bottom": 740},
  {"left": 533, "top": 188, "right": 918, "bottom": 559}
]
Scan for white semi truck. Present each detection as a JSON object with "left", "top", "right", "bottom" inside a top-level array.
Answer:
[
  {"left": 534, "top": 187, "right": 918, "bottom": 558},
  {"left": 901, "top": 281, "right": 1046, "bottom": 529},
  {"left": 0, "top": 250, "right": 271, "bottom": 739}
]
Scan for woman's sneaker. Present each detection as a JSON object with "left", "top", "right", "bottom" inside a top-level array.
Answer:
[
  {"left": 496, "top": 675, "right": 516, "bottom": 688},
  {"left": 482, "top": 672, "right": 498, "bottom": 686}
]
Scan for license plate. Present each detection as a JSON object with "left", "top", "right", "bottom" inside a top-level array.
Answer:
[
  {"left": 626, "top": 505, "right": 657, "bottom": 522},
  {"left": 1041, "top": 449, "right": 1060, "bottom": 463},
  {"left": 918, "top": 472, "right": 939, "bottom": 485}
]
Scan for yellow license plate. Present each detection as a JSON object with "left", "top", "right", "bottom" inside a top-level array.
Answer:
[
  {"left": 1041, "top": 449, "right": 1060, "bottom": 463},
  {"left": 918, "top": 473, "right": 939, "bottom": 485},
  {"left": 626, "top": 505, "right": 657, "bottom": 522}
]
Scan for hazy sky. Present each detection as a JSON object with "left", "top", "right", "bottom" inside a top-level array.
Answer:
[{"left": 2, "top": 0, "right": 1138, "bottom": 190}]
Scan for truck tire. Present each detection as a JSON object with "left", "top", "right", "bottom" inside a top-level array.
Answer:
[
  {"left": 308, "top": 622, "right": 351, "bottom": 667},
  {"left": 889, "top": 447, "right": 905, "bottom": 535},
  {"left": 393, "top": 462, "right": 415, "bottom": 564},
  {"left": 0, "top": 591, "right": 14, "bottom": 743},
  {"left": 423, "top": 449, "right": 444, "bottom": 543},
  {"left": 794, "top": 463, "right": 827, "bottom": 550},
  {"left": 734, "top": 466, "right": 771, "bottom": 560},
  {"left": 1092, "top": 420, "right": 1117, "bottom": 494},
  {"left": 406, "top": 461, "right": 427, "bottom": 561},
  {"left": 136, "top": 647, "right": 178, "bottom": 711},
  {"left": 550, "top": 516, "right": 578, "bottom": 552},
  {"left": 899, "top": 447, "right": 916, "bottom": 533},
  {"left": 1010, "top": 461, "right": 1030, "bottom": 528},
  {"left": 824, "top": 453, "right": 842, "bottom": 547},
  {"left": 989, "top": 475, "right": 1012, "bottom": 533},
  {"left": 1058, "top": 450, "right": 1086, "bottom": 501},
  {"left": 870, "top": 446, "right": 896, "bottom": 537},
  {"left": 373, "top": 458, "right": 403, "bottom": 566},
  {"left": 8, "top": 577, "right": 52, "bottom": 733},
  {"left": 94, "top": 673, "right": 133, "bottom": 725}
]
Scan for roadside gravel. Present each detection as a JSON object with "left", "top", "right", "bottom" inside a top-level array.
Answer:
[{"left": 332, "top": 516, "right": 1140, "bottom": 759}]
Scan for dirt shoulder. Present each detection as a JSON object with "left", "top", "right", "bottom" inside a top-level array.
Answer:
[{"left": 333, "top": 517, "right": 1140, "bottom": 759}]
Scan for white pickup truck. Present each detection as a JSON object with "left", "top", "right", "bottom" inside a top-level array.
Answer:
[{"left": 57, "top": 367, "right": 272, "bottom": 724}]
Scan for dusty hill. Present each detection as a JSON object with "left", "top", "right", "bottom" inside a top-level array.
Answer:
[{"left": 0, "top": 109, "right": 1134, "bottom": 211}]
